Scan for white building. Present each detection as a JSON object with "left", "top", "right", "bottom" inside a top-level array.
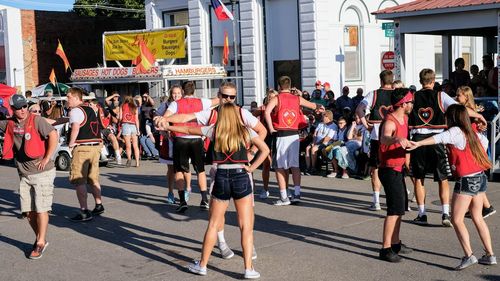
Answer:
[
  {"left": 146, "top": 0, "right": 484, "bottom": 105},
  {"left": 0, "top": 5, "right": 26, "bottom": 93}
]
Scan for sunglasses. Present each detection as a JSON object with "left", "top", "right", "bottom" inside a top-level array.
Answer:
[
  {"left": 14, "top": 105, "right": 28, "bottom": 110},
  {"left": 30, "top": 110, "right": 41, "bottom": 113},
  {"left": 220, "top": 93, "right": 236, "bottom": 100}
]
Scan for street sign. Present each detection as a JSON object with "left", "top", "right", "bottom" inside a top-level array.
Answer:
[
  {"left": 381, "top": 51, "right": 395, "bottom": 70},
  {"left": 385, "top": 29, "right": 395, "bottom": 38},
  {"left": 382, "top": 22, "right": 394, "bottom": 30}
]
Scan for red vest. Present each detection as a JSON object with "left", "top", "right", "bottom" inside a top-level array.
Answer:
[
  {"left": 379, "top": 114, "right": 408, "bottom": 172},
  {"left": 98, "top": 107, "right": 110, "bottom": 129},
  {"left": 2, "top": 114, "right": 46, "bottom": 160},
  {"left": 121, "top": 104, "right": 136, "bottom": 124},
  {"left": 448, "top": 135, "right": 487, "bottom": 177},
  {"left": 271, "top": 93, "right": 307, "bottom": 130},
  {"left": 173, "top": 97, "right": 203, "bottom": 137}
]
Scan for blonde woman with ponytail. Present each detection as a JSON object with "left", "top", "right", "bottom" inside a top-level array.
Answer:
[
  {"left": 409, "top": 104, "right": 496, "bottom": 270},
  {"left": 159, "top": 102, "right": 269, "bottom": 279}
]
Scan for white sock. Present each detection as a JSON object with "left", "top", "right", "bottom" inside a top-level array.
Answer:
[
  {"left": 217, "top": 230, "right": 226, "bottom": 245},
  {"left": 280, "top": 190, "right": 288, "bottom": 200},
  {"left": 373, "top": 192, "right": 380, "bottom": 204},
  {"left": 442, "top": 204, "right": 450, "bottom": 215},
  {"left": 294, "top": 186, "right": 301, "bottom": 196},
  {"left": 115, "top": 151, "right": 121, "bottom": 159},
  {"left": 418, "top": 205, "right": 426, "bottom": 216}
]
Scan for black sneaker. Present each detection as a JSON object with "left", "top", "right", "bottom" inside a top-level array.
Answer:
[
  {"left": 442, "top": 214, "right": 452, "bottom": 227},
  {"left": 200, "top": 200, "right": 210, "bottom": 210},
  {"left": 303, "top": 170, "right": 311, "bottom": 176},
  {"left": 91, "top": 204, "right": 105, "bottom": 216},
  {"left": 176, "top": 202, "right": 188, "bottom": 213},
  {"left": 70, "top": 210, "right": 93, "bottom": 222},
  {"left": 413, "top": 214, "right": 428, "bottom": 225},
  {"left": 391, "top": 242, "right": 413, "bottom": 255},
  {"left": 291, "top": 194, "right": 301, "bottom": 204},
  {"left": 483, "top": 206, "right": 496, "bottom": 218},
  {"left": 379, "top": 247, "right": 402, "bottom": 263}
]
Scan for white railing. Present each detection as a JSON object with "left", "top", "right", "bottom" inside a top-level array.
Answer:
[{"left": 490, "top": 112, "right": 500, "bottom": 180}]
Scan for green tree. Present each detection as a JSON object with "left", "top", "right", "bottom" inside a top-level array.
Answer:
[{"left": 73, "top": 0, "right": 145, "bottom": 19}]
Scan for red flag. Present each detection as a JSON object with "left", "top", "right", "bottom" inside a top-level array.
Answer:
[
  {"left": 55, "top": 39, "right": 71, "bottom": 71},
  {"left": 134, "top": 40, "right": 156, "bottom": 74},
  {"left": 49, "top": 68, "right": 56, "bottom": 86},
  {"left": 211, "top": 0, "right": 233, "bottom": 21},
  {"left": 222, "top": 30, "right": 229, "bottom": 66}
]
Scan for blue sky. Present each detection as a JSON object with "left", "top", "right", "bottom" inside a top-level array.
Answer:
[{"left": 0, "top": 0, "right": 74, "bottom": 11}]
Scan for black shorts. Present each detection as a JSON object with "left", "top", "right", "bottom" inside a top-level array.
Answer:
[
  {"left": 379, "top": 167, "right": 408, "bottom": 216},
  {"left": 368, "top": 140, "right": 380, "bottom": 168},
  {"left": 212, "top": 168, "right": 252, "bottom": 200},
  {"left": 173, "top": 137, "right": 206, "bottom": 173},
  {"left": 410, "top": 133, "right": 451, "bottom": 181},
  {"left": 101, "top": 128, "right": 114, "bottom": 139}
]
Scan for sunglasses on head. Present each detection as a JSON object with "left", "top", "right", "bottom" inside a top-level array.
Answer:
[
  {"left": 14, "top": 105, "right": 28, "bottom": 110},
  {"left": 220, "top": 93, "right": 236, "bottom": 100}
]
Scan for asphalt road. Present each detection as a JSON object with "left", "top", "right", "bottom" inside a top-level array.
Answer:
[{"left": 0, "top": 161, "right": 499, "bottom": 281}]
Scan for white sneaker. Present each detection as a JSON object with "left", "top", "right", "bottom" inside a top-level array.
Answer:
[
  {"left": 116, "top": 156, "right": 122, "bottom": 165},
  {"left": 327, "top": 172, "right": 337, "bottom": 178},
  {"left": 188, "top": 260, "right": 207, "bottom": 276},
  {"left": 218, "top": 242, "right": 234, "bottom": 259},
  {"left": 259, "top": 190, "right": 269, "bottom": 199},
  {"left": 341, "top": 173, "right": 349, "bottom": 179},
  {"left": 244, "top": 268, "right": 260, "bottom": 279},
  {"left": 369, "top": 202, "right": 381, "bottom": 211}
]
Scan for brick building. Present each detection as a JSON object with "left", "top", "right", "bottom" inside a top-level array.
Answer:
[{"left": 0, "top": 5, "right": 144, "bottom": 92}]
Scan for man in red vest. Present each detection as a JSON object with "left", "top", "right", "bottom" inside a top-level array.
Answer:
[
  {"left": 378, "top": 88, "right": 414, "bottom": 262},
  {"left": 1, "top": 94, "right": 58, "bottom": 259},
  {"left": 162, "top": 81, "right": 219, "bottom": 212},
  {"left": 265, "top": 76, "right": 323, "bottom": 205}
]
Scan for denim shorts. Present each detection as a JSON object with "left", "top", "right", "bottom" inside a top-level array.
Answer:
[
  {"left": 121, "top": 123, "right": 137, "bottom": 136},
  {"left": 212, "top": 168, "right": 252, "bottom": 200},
  {"left": 454, "top": 172, "right": 487, "bottom": 196}
]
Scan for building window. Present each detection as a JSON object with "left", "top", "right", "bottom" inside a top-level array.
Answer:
[
  {"left": 162, "top": 10, "right": 188, "bottom": 27},
  {"left": 435, "top": 53, "right": 443, "bottom": 78},
  {"left": 344, "top": 25, "right": 361, "bottom": 81}
]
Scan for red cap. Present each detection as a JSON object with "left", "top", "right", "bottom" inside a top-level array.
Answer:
[
  {"left": 315, "top": 80, "right": 322, "bottom": 86},
  {"left": 323, "top": 82, "right": 330, "bottom": 88}
]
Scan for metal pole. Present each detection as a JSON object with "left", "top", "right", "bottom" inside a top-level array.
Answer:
[{"left": 231, "top": 0, "right": 238, "bottom": 90}]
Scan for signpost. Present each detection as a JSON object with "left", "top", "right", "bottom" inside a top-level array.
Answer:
[
  {"left": 381, "top": 51, "right": 395, "bottom": 70},
  {"left": 382, "top": 22, "right": 395, "bottom": 38}
]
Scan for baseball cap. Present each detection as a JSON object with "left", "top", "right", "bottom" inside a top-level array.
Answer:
[
  {"left": 323, "top": 82, "right": 331, "bottom": 88},
  {"left": 10, "top": 94, "right": 28, "bottom": 109},
  {"left": 315, "top": 80, "right": 322, "bottom": 86}
]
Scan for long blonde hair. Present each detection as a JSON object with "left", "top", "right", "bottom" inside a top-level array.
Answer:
[
  {"left": 214, "top": 103, "right": 250, "bottom": 153},
  {"left": 456, "top": 86, "right": 477, "bottom": 111}
]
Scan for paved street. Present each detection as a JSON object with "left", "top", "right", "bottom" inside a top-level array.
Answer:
[{"left": 1, "top": 161, "right": 499, "bottom": 281}]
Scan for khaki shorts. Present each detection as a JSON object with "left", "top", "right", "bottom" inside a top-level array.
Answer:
[
  {"left": 19, "top": 168, "right": 56, "bottom": 214},
  {"left": 70, "top": 144, "right": 101, "bottom": 185}
]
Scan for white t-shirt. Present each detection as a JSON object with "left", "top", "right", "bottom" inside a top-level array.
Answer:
[
  {"left": 411, "top": 92, "right": 457, "bottom": 135},
  {"left": 432, "top": 126, "right": 488, "bottom": 151},
  {"left": 314, "top": 122, "right": 338, "bottom": 144},
  {"left": 69, "top": 107, "right": 85, "bottom": 125},
  {"left": 167, "top": 97, "right": 212, "bottom": 139},
  {"left": 195, "top": 107, "right": 259, "bottom": 128},
  {"left": 360, "top": 90, "right": 381, "bottom": 140}
]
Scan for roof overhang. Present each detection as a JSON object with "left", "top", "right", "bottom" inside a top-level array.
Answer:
[{"left": 374, "top": 3, "right": 500, "bottom": 37}]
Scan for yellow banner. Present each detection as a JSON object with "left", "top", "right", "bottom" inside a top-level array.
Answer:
[{"left": 104, "top": 29, "right": 186, "bottom": 61}]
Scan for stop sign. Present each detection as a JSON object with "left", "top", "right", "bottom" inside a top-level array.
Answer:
[{"left": 381, "top": 51, "right": 395, "bottom": 70}]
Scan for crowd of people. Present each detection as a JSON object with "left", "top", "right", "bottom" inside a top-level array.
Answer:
[{"left": 0, "top": 57, "right": 498, "bottom": 277}]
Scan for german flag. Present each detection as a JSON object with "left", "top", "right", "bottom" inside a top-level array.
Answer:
[{"left": 55, "top": 39, "right": 71, "bottom": 71}]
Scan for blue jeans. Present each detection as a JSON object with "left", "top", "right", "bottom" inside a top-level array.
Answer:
[
  {"left": 139, "top": 136, "right": 159, "bottom": 157},
  {"left": 213, "top": 168, "right": 252, "bottom": 200}
]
